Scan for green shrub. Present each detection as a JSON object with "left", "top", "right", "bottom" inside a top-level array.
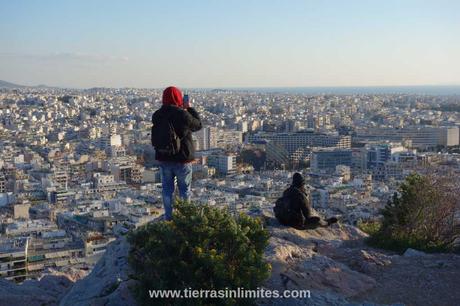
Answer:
[
  {"left": 357, "top": 220, "right": 381, "bottom": 236},
  {"left": 367, "top": 230, "right": 449, "bottom": 253},
  {"left": 368, "top": 174, "right": 459, "bottom": 253},
  {"left": 128, "top": 201, "right": 271, "bottom": 306}
]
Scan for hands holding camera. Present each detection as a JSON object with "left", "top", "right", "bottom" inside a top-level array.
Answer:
[{"left": 183, "top": 94, "right": 191, "bottom": 109}]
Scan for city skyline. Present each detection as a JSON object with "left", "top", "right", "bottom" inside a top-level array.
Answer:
[
  {"left": 1, "top": 0, "right": 459, "bottom": 88},
  {"left": 1, "top": 75, "right": 460, "bottom": 303}
]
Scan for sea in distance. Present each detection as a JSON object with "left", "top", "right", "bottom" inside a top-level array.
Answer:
[{"left": 197, "top": 85, "right": 460, "bottom": 95}]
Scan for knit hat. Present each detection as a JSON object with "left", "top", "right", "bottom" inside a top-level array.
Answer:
[
  {"left": 292, "top": 172, "right": 305, "bottom": 188},
  {"left": 162, "top": 86, "right": 183, "bottom": 108}
]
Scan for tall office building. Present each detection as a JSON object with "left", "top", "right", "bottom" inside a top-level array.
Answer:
[
  {"left": 248, "top": 131, "right": 351, "bottom": 152},
  {"left": 367, "top": 144, "right": 391, "bottom": 170},
  {"left": 207, "top": 154, "right": 237, "bottom": 175},
  {"left": 195, "top": 127, "right": 243, "bottom": 151},
  {"left": 366, "top": 143, "right": 405, "bottom": 170},
  {"left": 351, "top": 147, "right": 367, "bottom": 175},
  {"left": 249, "top": 131, "right": 351, "bottom": 167},
  {"left": 311, "top": 148, "right": 353, "bottom": 174},
  {"left": 356, "top": 126, "right": 459, "bottom": 149},
  {"left": 195, "top": 127, "right": 211, "bottom": 151}
]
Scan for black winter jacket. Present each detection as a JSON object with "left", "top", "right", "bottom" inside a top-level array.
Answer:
[
  {"left": 282, "top": 186, "right": 312, "bottom": 222},
  {"left": 151, "top": 105, "right": 202, "bottom": 162}
]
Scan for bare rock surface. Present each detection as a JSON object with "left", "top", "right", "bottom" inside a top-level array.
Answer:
[
  {"left": 0, "top": 275, "right": 73, "bottom": 306},
  {"left": 259, "top": 209, "right": 460, "bottom": 306},
  {"left": 349, "top": 250, "right": 460, "bottom": 306},
  {"left": 43, "top": 266, "right": 89, "bottom": 282},
  {"left": 59, "top": 237, "right": 138, "bottom": 306},
  {"left": 261, "top": 213, "right": 379, "bottom": 306}
]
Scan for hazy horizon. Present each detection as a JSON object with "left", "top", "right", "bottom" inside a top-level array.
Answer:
[
  {"left": 2, "top": 79, "right": 460, "bottom": 90},
  {"left": 1, "top": 0, "right": 459, "bottom": 88}
]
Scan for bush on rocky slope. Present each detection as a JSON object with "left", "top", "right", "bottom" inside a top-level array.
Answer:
[
  {"left": 128, "top": 201, "right": 271, "bottom": 306},
  {"left": 367, "top": 173, "right": 459, "bottom": 253}
]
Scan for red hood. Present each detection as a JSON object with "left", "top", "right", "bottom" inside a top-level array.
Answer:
[{"left": 162, "top": 86, "right": 183, "bottom": 107}]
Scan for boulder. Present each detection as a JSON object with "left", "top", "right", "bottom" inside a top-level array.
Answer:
[
  {"left": 59, "top": 237, "right": 138, "bottom": 306},
  {"left": 0, "top": 275, "right": 73, "bottom": 306},
  {"left": 403, "top": 248, "right": 427, "bottom": 257},
  {"left": 263, "top": 214, "right": 377, "bottom": 305}
]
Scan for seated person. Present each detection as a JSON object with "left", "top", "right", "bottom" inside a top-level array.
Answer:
[{"left": 274, "top": 172, "right": 337, "bottom": 229}]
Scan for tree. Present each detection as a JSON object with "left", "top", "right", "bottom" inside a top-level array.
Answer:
[
  {"left": 128, "top": 201, "right": 271, "bottom": 305},
  {"left": 370, "top": 173, "right": 460, "bottom": 252},
  {"left": 238, "top": 149, "right": 266, "bottom": 171}
]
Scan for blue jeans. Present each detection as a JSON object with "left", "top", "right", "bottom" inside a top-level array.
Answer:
[{"left": 159, "top": 162, "right": 193, "bottom": 220}]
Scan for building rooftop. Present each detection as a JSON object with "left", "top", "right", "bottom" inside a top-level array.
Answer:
[{"left": 0, "top": 237, "right": 29, "bottom": 253}]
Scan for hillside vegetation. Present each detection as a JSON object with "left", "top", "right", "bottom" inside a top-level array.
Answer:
[
  {"left": 128, "top": 201, "right": 271, "bottom": 306},
  {"left": 363, "top": 173, "right": 460, "bottom": 253}
]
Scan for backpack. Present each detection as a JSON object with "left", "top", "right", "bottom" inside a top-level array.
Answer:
[
  {"left": 151, "top": 115, "right": 181, "bottom": 156},
  {"left": 273, "top": 195, "right": 293, "bottom": 225}
]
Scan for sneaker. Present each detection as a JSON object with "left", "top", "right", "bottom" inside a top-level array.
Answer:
[{"left": 156, "top": 214, "right": 168, "bottom": 222}]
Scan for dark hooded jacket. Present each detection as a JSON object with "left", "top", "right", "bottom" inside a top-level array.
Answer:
[
  {"left": 275, "top": 173, "right": 337, "bottom": 229},
  {"left": 151, "top": 86, "right": 202, "bottom": 163},
  {"left": 281, "top": 186, "right": 312, "bottom": 225}
]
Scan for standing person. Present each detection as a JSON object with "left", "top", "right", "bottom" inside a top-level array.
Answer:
[
  {"left": 151, "top": 86, "right": 202, "bottom": 220},
  {"left": 274, "top": 173, "right": 337, "bottom": 229}
]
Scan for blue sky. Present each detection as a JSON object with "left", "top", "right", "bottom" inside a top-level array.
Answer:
[{"left": 0, "top": 0, "right": 459, "bottom": 88}]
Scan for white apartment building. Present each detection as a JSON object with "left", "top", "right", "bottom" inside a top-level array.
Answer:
[
  {"left": 248, "top": 131, "right": 351, "bottom": 154},
  {"left": 207, "top": 154, "right": 237, "bottom": 175},
  {"left": 0, "top": 237, "right": 29, "bottom": 282},
  {"left": 357, "top": 126, "right": 459, "bottom": 149}
]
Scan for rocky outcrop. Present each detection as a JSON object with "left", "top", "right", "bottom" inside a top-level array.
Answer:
[
  {"left": 43, "top": 266, "right": 89, "bottom": 282},
  {"left": 260, "top": 213, "right": 378, "bottom": 306},
  {"left": 0, "top": 238, "right": 137, "bottom": 306},
  {"left": 259, "top": 211, "right": 460, "bottom": 306},
  {"left": 60, "top": 237, "right": 138, "bottom": 306},
  {"left": 0, "top": 275, "right": 73, "bottom": 306},
  {"left": 1, "top": 211, "right": 460, "bottom": 306}
]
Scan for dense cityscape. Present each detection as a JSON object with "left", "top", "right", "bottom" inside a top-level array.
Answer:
[{"left": 0, "top": 84, "right": 459, "bottom": 283}]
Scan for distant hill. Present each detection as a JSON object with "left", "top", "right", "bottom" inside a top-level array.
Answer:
[
  {"left": 0, "top": 80, "right": 27, "bottom": 88},
  {"left": 0, "top": 80, "right": 54, "bottom": 89}
]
